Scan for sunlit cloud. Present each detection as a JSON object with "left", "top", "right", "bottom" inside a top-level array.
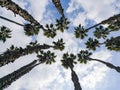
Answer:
[{"left": 0, "top": 0, "right": 119, "bottom": 90}]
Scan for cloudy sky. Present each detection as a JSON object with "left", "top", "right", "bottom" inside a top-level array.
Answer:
[{"left": 0, "top": 0, "right": 120, "bottom": 90}]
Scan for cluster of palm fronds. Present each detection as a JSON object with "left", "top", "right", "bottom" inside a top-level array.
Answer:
[{"left": 0, "top": 0, "right": 120, "bottom": 90}]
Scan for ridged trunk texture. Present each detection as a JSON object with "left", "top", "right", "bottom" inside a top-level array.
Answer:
[
  {"left": 52, "top": 0, "right": 64, "bottom": 16},
  {"left": 0, "top": 60, "right": 37, "bottom": 89},
  {"left": 70, "top": 68, "right": 82, "bottom": 90},
  {"left": 0, "top": 0, "right": 39, "bottom": 25},
  {"left": 0, "top": 44, "right": 52, "bottom": 67},
  {"left": 101, "top": 14, "right": 120, "bottom": 24}
]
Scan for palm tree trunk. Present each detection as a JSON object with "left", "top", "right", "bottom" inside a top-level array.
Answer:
[
  {"left": 101, "top": 14, "right": 120, "bottom": 24},
  {"left": 86, "top": 14, "right": 120, "bottom": 30},
  {"left": 0, "top": 60, "right": 38, "bottom": 89},
  {"left": 86, "top": 22, "right": 102, "bottom": 31},
  {"left": 0, "top": 0, "right": 39, "bottom": 25},
  {"left": 0, "top": 44, "right": 53, "bottom": 67},
  {"left": 0, "top": 16, "right": 24, "bottom": 26},
  {"left": 70, "top": 67, "right": 82, "bottom": 90},
  {"left": 89, "top": 58, "right": 120, "bottom": 73},
  {"left": 52, "top": 0, "right": 64, "bottom": 16}
]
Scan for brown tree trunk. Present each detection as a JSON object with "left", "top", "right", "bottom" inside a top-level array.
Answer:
[
  {"left": 0, "top": 60, "right": 37, "bottom": 89},
  {"left": 86, "top": 14, "right": 120, "bottom": 30},
  {"left": 0, "top": 0, "right": 39, "bottom": 25},
  {"left": 52, "top": 0, "right": 64, "bottom": 16},
  {"left": 0, "top": 44, "right": 52, "bottom": 67}
]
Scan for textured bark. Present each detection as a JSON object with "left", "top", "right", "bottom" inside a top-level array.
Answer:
[
  {"left": 0, "top": 60, "right": 37, "bottom": 89},
  {"left": 0, "top": 44, "right": 52, "bottom": 67},
  {"left": 0, "top": 0, "right": 39, "bottom": 25},
  {"left": 52, "top": 0, "right": 64, "bottom": 16},
  {"left": 70, "top": 68, "right": 82, "bottom": 90},
  {"left": 101, "top": 14, "right": 120, "bottom": 24}
]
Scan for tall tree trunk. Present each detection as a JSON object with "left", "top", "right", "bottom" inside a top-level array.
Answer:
[
  {"left": 0, "top": 60, "right": 37, "bottom": 89},
  {"left": 0, "top": 0, "right": 39, "bottom": 25},
  {"left": 86, "top": 14, "right": 120, "bottom": 30},
  {"left": 0, "top": 44, "right": 52, "bottom": 67},
  {"left": 70, "top": 67, "right": 82, "bottom": 90},
  {"left": 89, "top": 58, "right": 120, "bottom": 73},
  {"left": 52, "top": 0, "right": 64, "bottom": 16},
  {"left": 101, "top": 14, "right": 120, "bottom": 24},
  {"left": 0, "top": 16, "right": 24, "bottom": 26}
]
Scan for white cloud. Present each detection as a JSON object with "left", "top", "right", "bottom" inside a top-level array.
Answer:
[
  {"left": 26, "top": 0, "right": 49, "bottom": 22},
  {"left": 91, "top": 50, "right": 112, "bottom": 60},
  {"left": 66, "top": 0, "right": 80, "bottom": 13},
  {"left": 0, "top": 0, "right": 32, "bottom": 52},
  {"left": 67, "top": 0, "right": 117, "bottom": 26},
  {"left": 74, "top": 50, "right": 112, "bottom": 90},
  {"left": 81, "top": 65, "right": 108, "bottom": 90},
  {"left": 0, "top": 0, "right": 119, "bottom": 90},
  {"left": 72, "top": 12, "right": 87, "bottom": 26}
]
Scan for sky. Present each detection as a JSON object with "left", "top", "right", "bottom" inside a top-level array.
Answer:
[{"left": 0, "top": 0, "right": 120, "bottom": 90}]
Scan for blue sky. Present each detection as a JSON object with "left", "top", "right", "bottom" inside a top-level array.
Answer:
[{"left": 0, "top": 0, "right": 120, "bottom": 90}]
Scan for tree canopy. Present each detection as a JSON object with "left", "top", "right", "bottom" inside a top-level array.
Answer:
[{"left": 0, "top": 0, "right": 120, "bottom": 90}]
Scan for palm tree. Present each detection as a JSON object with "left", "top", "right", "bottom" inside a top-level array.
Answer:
[
  {"left": 0, "top": 16, "right": 40, "bottom": 36},
  {"left": 0, "top": 50, "right": 56, "bottom": 90},
  {"left": 51, "top": 0, "right": 70, "bottom": 33},
  {"left": 74, "top": 24, "right": 88, "bottom": 39},
  {"left": 61, "top": 53, "right": 82, "bottom": 90},
  {"left": 88, "top": 58, "right": 120, "bottom": 73},
  {"left": 86, "top": 13, "right": 120, "bottom": 31},
  {"left": 23, "top": 24, "right": 40, "bottom": 36},
  {"left": 74, "top": 13, "right": 120, "bottom": 39},
  {"left": 77, "top": 50, "right": 92, "bottom": 64},
  {"left": 94, "top": 26, "right": 109, "bottom": 39},
  {"left": 85, "top": 38, "right": 100, "bottom": 50},
  {"left": 56, "top": 17, "right": 70, "bottom": 32},
  {"left": 0, "top": 43, "right": 52, "bottom": 67},
  {"left": 0, "top": 39, "right": 64, "bottom": 67},
  {"left": 94, "top": 25, "right": 120, "bottom": 39},
  {"left": 52, "top": 0, "right": 64, "bottom": 16},
  {"left": 105, "top": 36, "right": 120, "bottom": 51},
  {"left": 0, "top": 60, "right": 38, "bottom": 89},
  {"left": 0, "top": 16, "right": 24, "bottom": 26},
  {"left": 77, "top": 50, "right": 120, "bottom": 73},
  {"left": 0, "top": 15, "right": 70, "bottom": 37},
  {"left": 43, "top": 17, "right": 70, "bottom": 37},
  {"left": 52, "top": 38, "right": 65, "bottom": 51},
  {"left": 0, "top": 26, "right": 11, "bottom": 42},
  {"left": 37, "top": 50, "right": 56, "bottom": 64},
  {"left": 101, "top": 14, "right": 120, "bottom": 25},
  {"left": 0, "top": 0, "right": 39, "bottom": 25},
  {"left": 85, "top": 36, "right": 120, "bottom": 51},
  {"left": 43, "top": 24, "right": 57, "bottom": 38}
]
